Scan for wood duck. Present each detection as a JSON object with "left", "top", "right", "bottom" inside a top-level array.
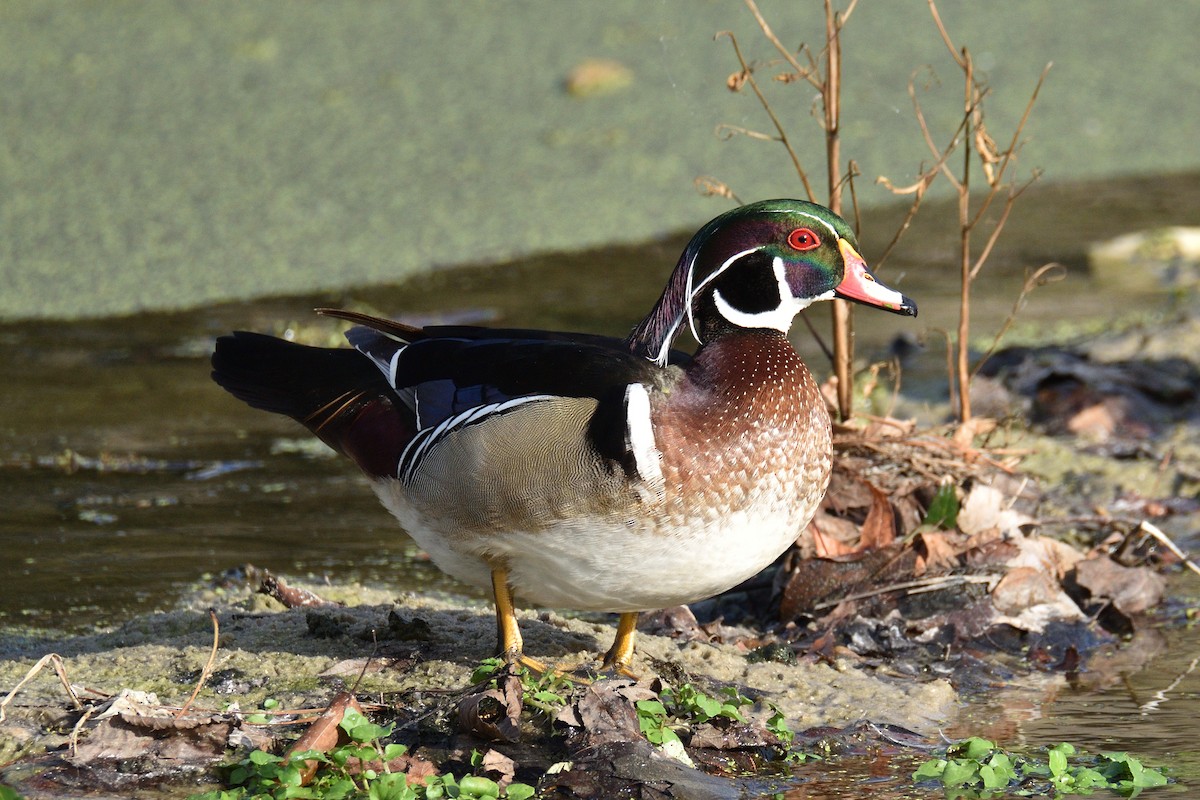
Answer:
[{"left": 211, "top": 199, "right": 916, "bottom": 672}]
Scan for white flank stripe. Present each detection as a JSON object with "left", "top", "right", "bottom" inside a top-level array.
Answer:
[
  {"left": 397, "top": 394, "right": 556, "bottom": 484},
  {"left": 388, "top": 350, "right": 402, "bottom": 388},
  {"left": 624, "top": 383, "right": 664, "bottom": 501}
]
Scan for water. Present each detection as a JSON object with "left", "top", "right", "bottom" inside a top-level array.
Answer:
[{"left": 1, "top": 177, "right": 1198, "bottom": 793}]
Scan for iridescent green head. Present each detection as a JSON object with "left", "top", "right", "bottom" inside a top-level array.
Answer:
[{"left": 628, "top": 200, "right": 916, "bottom": 364}]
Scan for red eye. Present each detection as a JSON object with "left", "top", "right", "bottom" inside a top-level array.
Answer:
[{"left": 787, "top": 227, "right": 821, "bottom": 251}]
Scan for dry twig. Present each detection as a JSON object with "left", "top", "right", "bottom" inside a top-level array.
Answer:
[
  {"left": 0, "top": 653, "right": 83, "bottom": 723},
  {"left": 176, "top": 609, "right": 221, "bottom": 719}
]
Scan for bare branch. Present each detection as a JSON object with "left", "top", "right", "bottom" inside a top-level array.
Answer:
[
  {"left": 845, "top": 159, "right": 862, "bottom": 237},
  {"left": 927, "top": 0, "right": 967, "bottom": 68},
  {"left": 742, "top": 0, "right": 823, "bottom": 90},
  {"left": 716, "top": 30, "right": 816, "bottom": 200},
  {"left": 873, "top": 165, "right": 939, "bottom": 271},
  {"left": 715, "top": 123, "right": 776, "bottom": 142},
  {"left": 969, "top": 169, "right": 1042, "bottom": 280},
  {"left": 968, "top": 63, "right": 1051, "bottom": 228},
  {"left": 693, "top": 175, "right": 744, "bottom": 205},
  {"left": 970, "top": 262, "right": 1066, "bottom": 377},
  {"left": 908, "top": 68, "right": 964, "bottom": 190}
]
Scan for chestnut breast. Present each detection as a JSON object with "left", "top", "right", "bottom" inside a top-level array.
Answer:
[{"left": 652, "top": 331, "right": 833, "bottom": 525}]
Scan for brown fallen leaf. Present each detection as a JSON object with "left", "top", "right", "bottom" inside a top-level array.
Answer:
[
  {"left": 71, "top": 715, "right": 222, "bottom": 765},
  {"left": 991, "top": 566, "right": 1064, "bottom": 615},
  {"left": 858, "top": 482, "right": 897, "bottom": 551},
  {"left": 953, "top": 416, "right": 997, "bottom": 450},
  {"left": 914, "top": 530, "right": 966, "bottom": 576},
  {"left": 285, "top": 692, "right": 363, "bottom": 784},
  {"left": 555, "top": 678, "right": 660, "bottom": 752},
  {"left": 638, "top": 605, "right": 707, "bottom": 644},
  {"left": 458, "top": 670, "right": 522, "bottom": 742},
  {"left": 688, "top": 721, "right": 779, "bottom": 751},
  {"left": 811, "top": 520, "right": 858, "bottom": 558},
  {"left": 477, "top": 748, "right": 516, "bottom": 788},
  {"left": 1072, "top": 556, "right": 1166, "bottom": 615}
]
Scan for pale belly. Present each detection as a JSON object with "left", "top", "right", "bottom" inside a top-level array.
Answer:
[{"left": 370, "top": 477, "right": 811, "bottom": 612}]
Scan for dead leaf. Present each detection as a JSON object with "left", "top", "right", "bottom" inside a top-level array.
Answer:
[
  {"left": 1072, "top": 557, "right": 1166, "bottom": 615},
  {"left": 811, "top": 520, "right": 857, "bottom": 558},
  {"left": 285, "top": 691, "right": 363, "bottom": 784},
  {"left": 555, "top": 678, "right": 659, "bottom": 752},
  {"left": 688, "top": 722, "right": 779, "bottom": 751},
  {"left": 914, "top": 530, "right": 964, "bottom": 576},
  {"left": 958, "top": 483, "right": 1033, "bottom": 537},
  {"left": 858, "top": 483, "right": 897, "bottom": 550},
  {"left": 953, "top": 416, "right": 997, "bottom": 449},
  {"left": 91, "top": 689, "right": 162, "bottom": 721},
  {"left": 71, "top": 712, "right": 255, "bottom": 766},
  {"left": 458, "top": 671, "right": 522, "bottom": 742},
  {"left": 991, "top": 567, "right": 1063, "bottom": 615},
  {"left": 1067, "top": 398, "right": 1127, "bottom": 440},
  {"left": 477, "top": 748, "right": 516, "bottom": 788},
  {"left": 638, "top": 605, "right": 706, "bottom": 643},
  {"left": 1007, "top": 534, "right": 1085, "bottom": 579}
]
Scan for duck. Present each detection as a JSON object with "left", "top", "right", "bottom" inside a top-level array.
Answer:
[{"left": 211, "top": 199, "right": 916, "bottom": 672}]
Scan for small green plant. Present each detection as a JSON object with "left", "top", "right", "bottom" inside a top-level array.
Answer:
[
  {"left": 662, "top": 684, "right": 750, "bottom": 724},
  {"left": 913, "top": 737, "right": 1168, "bottom": 797},
  {"left": 634, "top": 683, "right": 747, "bottom": 750},
  {"left": 763, "top": 702, "right": 821, "bottom": 764},
  {"left": 635, "top": 698, "right": 681, "bottom": 749},
  {"left": 189, "top": 705, "right": 535, "bottom": 800},
  {"left": 470, "top": 656, "right": 574, "bottom": 715},
  {"left": 921, "top": 483, "right": 960, "bottom": 530},
  {"left": 241, "top": 697, "right": 280, "bottom": 725}
]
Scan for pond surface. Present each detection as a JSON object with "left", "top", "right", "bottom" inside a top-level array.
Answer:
[{"left": 1, "top": 177, "right": 1199, "bottom": 793}]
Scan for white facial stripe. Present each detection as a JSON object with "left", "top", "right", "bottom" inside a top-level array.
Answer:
[
  {"left": 792, "top": 210, "right": 839, "bottom": 237},
  {"left": 685, "top": 246, "right": 760, "bottom": 347},
  {"left": 653, "top": 320, "right": 681, "bottom": 367}
]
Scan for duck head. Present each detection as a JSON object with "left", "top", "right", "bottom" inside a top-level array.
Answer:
[{"left": 627, "top": 199, "right": 916, "bottom": 364}]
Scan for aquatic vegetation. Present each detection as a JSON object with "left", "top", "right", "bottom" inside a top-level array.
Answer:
[{"left": 913, "top": 737, "right": 1168, "bottom": 797}]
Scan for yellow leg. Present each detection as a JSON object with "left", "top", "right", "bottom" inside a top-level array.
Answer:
[
  {"left": 601, "top": 612, "right": 639, "bottom": 675},
  {"left": 489, "top": 567, "right": 548, "bottom": 674},
  {"left": 491, "top": 566, "right": 523, "bottom": 662}
]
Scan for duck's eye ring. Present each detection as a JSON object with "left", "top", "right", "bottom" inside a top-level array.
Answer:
[{"left": 787, "top": 227, "right": 821, "bottom": 251}]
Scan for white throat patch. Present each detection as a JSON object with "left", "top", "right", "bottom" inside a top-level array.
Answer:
[{"left": 710, "top": 256, "right": 828, "bottom": 333}]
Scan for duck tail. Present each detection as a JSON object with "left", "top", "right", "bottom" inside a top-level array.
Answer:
[{"left": 211, "top": 332, "right": 412, "bottom": 478}]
